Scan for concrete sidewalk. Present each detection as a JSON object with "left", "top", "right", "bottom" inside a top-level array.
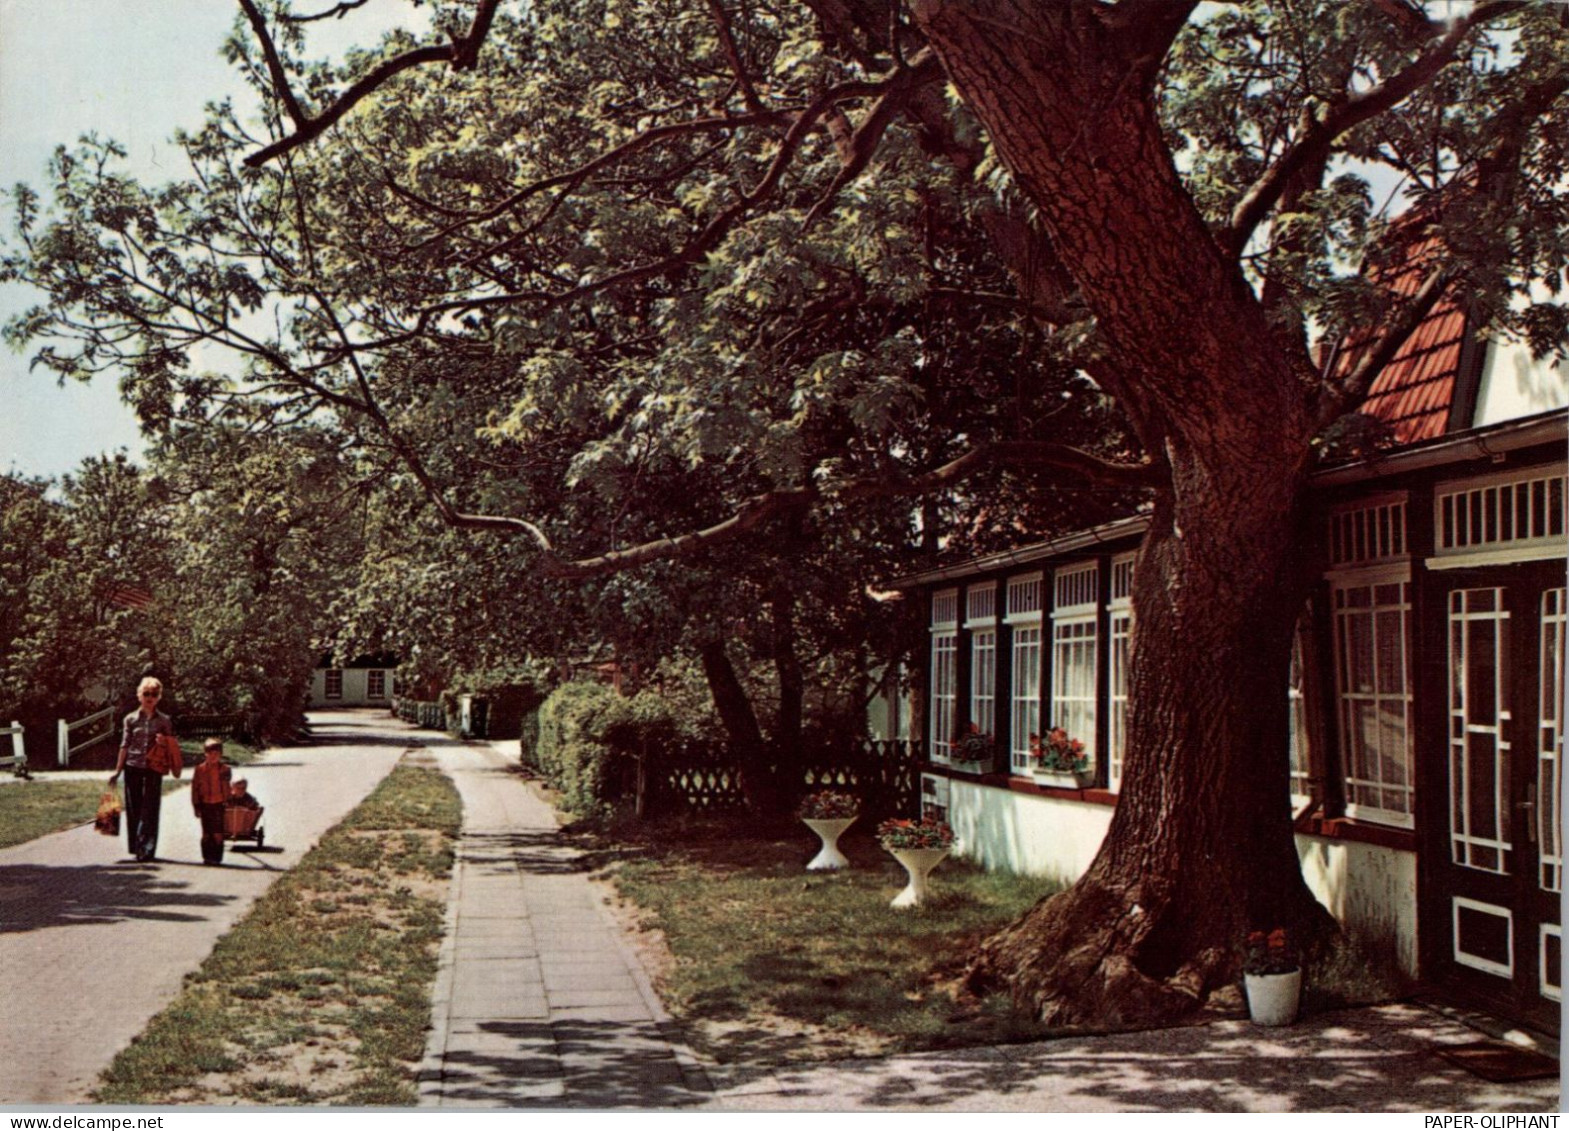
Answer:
[
  {"left": 695, "top": 1000, "right": 1560, "bottom": 1112},
  {"left": 0, "top": 710, "right": 409, "bottom": 1104},
  {"left": 419, "top": 739, "right": 711, "bottom": 1108}
]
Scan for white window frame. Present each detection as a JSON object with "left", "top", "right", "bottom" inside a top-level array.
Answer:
[
  {"left": 1007, "top": 573, "right": 1044, "bottom": 774},
  {"left": 1051, "top": 561, "right": 1099, "bottom": 766},
  {"left": 367, "top": 670, "right": 387, "bottom": 700},
  {"left": 324, "top": 668, "right": 344, "bottom": 701},
  {"left": 1431, "top": 465, "right": 1567, "bottom": 570},
  {"left": 1330, "top": 564, "right": 1414, "bottom": 828},
  {"left": 930, "top": 589, "right": 959, "bottom": 763},
  {"left": 966, "top": 584, "right": 998, "bottom": 742},
  {"left": 1108, "top": 553, "right": 1135, "bottom": 791}
]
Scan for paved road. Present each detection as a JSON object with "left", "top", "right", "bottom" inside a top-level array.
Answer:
[{"left": 0, "top": 710, "right": 408, "bottom": 1104}]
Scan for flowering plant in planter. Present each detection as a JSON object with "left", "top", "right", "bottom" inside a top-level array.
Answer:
[
  {"left": 796, "top": 790, "right": 858, "bottom": 821},
  {"left": 1243, "top": 927, "right": 1300, "bottom": 975},
  {"left": 877, "top": 816, "right": 954, "bottom": 851},
  {"left": 1029, "top": 727, "right": 1089, "bottom": 773},
  {"left": 951, "top": 724, "right": 995, "bottom": 762}
]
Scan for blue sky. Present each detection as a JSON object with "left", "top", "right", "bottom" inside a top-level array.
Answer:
[{"left": 0, "top": 0, "right": 413, "bottom": 481}]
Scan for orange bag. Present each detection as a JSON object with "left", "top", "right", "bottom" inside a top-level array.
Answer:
[{"left": 95, "top": 790, "right": 122, "bottom": 836}]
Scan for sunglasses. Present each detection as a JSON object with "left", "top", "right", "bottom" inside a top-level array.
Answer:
[{"left": 140, "top": 692, "right": 160, "bottom": 699}]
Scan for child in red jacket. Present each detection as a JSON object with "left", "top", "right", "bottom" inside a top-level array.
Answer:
[{"left": 190, "top": 739, "right": 232, "bottom": 865}]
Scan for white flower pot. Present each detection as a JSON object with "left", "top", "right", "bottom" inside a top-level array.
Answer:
[
  {"left": 1030, "top": 768, "right": 1090, "bottom": 790},
  {"left": 887, "top": 846, "right": 948, "bottom": 908},
  {"left": 1244, "top": 969, "right": 1302, "bottom": 1026},
  {"left": 803, "top": 816, "right": 856, "bottom": 870}
]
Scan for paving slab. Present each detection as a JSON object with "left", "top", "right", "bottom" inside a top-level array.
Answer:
[
  {"left": 418, "top": 739, "right": 712, "bottom": 1108},
  {"left": 0, "top": 709, "right": 408, "bottom": 1104}
]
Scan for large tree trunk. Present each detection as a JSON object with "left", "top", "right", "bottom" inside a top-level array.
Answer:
[{"left": 911, "top": 0, "right": 1339, "bottom": 1024}]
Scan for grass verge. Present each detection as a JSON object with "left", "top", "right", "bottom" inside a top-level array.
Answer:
[
  {"left": 91, "top": 758, "right": 461, "bottom": 1106},
  {"left": 0, "top": 741, "right": 265, "bottom": 852},
  {"left": 591, "top": 812, "right": 1059, "bottom": 1065}
]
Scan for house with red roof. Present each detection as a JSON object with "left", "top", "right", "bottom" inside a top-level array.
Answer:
[{"left": 889, "top": 301, "right": 1566, "bottom": 1036}]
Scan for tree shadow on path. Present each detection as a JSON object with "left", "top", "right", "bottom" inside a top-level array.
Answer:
[{"left": 0, "top": 863, "right": 237, "bottom": 934}]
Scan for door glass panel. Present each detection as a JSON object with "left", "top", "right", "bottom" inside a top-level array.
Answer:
[
  {"left": 1542, "top": 589, "right": 1565, "bottom": 893},
  {"left": 1449, "top": 589, "right": 1511, "bottom": 874}
]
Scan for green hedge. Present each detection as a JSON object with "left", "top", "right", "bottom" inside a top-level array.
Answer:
[{"left": 532, "top": 682, "right": 681, "bottom": 815}]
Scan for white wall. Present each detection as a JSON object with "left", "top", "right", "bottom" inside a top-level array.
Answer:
[
  {"left": 307, "top": 668, "right": 393, "bottom": 708},
  {"left": 1473, "top": 335, "right": 1567, "bottom": 428},
  {"left": 1296, "top": 834, "right": 1419, "bottom": 978},
  {"left": 946, "top": 780, "right": 1112, "bottom": 884},
  {"left": 943, "top": 783, "right": 1419, "bottom": 977}
]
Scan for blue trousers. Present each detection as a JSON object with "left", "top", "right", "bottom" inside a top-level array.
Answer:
[{"left": 123, "top": 765, "right": 163, "bottom": 859}]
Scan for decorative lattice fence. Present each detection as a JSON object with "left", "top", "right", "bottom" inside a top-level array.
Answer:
[{"left": 646, "top": 736, "right": 920, "bottom": 818}]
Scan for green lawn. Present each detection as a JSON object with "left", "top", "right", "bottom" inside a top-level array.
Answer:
[
  {"left": 92, "top": 760, "right": 461, "bottom": 1106},
  {"left": 599, "top": 816, "right": 1060, "bottom": 1064}
]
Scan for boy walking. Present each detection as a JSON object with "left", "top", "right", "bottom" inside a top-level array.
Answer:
[{"left": 191, "top": 738, "right": 232, "bottom": 865}]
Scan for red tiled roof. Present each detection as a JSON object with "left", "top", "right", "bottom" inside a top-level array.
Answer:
[
  {"left": 106, "top": 585, "right": 155, "bottom": 611},
  {"left": 1329, "top": 231, "right": 1469, "bottom": 443}
]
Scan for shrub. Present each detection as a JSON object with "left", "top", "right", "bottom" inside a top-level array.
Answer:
[{"left": 533, "top": 681, "right": 636, "bottom": 815}]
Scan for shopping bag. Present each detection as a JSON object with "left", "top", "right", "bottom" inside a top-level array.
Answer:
[{"left": 95, "top": 790, "right": 122, "bottom": 837}]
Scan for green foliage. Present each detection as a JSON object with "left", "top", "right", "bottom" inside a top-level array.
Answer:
[{"left": 532, "top": 681, "right": 638, "bottom": 815}]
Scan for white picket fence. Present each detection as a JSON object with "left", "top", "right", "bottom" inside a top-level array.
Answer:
[
  {"left": 58, "top": 706, "right": 116, "bottom": 767},
  {"left": 0, "top": 721, "right": 25, "bottom": 775}
]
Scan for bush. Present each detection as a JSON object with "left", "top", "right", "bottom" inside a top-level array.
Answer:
[
  {"left": 532, "top": 682, "right": 690, "bottom": 815},
  {"left": 533, "top": 682, "right": 635, "bottom": 815}
]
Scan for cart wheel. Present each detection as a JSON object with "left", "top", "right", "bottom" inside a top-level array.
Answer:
[{"left": 256, "top": 829, "right": 265, "bottom": 848}]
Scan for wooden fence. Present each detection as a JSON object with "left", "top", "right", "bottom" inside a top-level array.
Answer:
[
  {"left": 392, "top": 697, "right": 449, "bottom": 732},
  {"left": 57, "top": 706, "right": 116, "bottom": 767},
  {"left": 1, "top": 721, "right": 25, "bottom": 776},
  {"left": 174, "top": 713, "right": 254, "bottom": 741}
]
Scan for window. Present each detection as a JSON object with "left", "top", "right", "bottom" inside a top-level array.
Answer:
[
  {"left": 367, "top": 670, "right": 387, "bottom": 700},
  {"left": 1332, "top": 574, "right": 1413, "bottom": 826},
  {"left": 1434, "top": 468, "right": 1567, "bottom": 565},
  {"left": 1329, "top": 494, "right": 1407, "bottom": 568},
  {"left": 967, "top": 585, "right": 998, "bottom": 740},
  {"left": 1108, "top": 554, "right": 1134, "bottom": 791},
  {"left": 1052, "top": 562, "right": 1099, "bottom": 765},
  {"left": 324, "top": 669, "right": 343, "bottom": 700},
  {"left": 1007, "top": 574, "right": 1043, "bottom": 773},
  {"left": 930, "top": 589, "right": 958, "bottom": 758},
  {"left": 1289, "top": 635, "right": 1311, "bottom": 805}
]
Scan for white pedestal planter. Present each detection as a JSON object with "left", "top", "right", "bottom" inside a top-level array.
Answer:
[
  {"left": 803, "top": 816, "right": 856, "bottom": 870},
  {"left": 1243, "top": 969, "right": 1302, "bottom": 1026},
  {"left": 888, "top": 847, "right": 948, "bottom": 908}
]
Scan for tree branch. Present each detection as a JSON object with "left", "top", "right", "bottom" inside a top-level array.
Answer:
[
  {"left": 1222, "top": 1, "right": 1526, "bottom": 259},
  {"left": 804, "top": 51, "right": 942, "bottom": 229},
  {"left": 707, "top": 0, "right": 765, "bottom": 115},
  {"left": 284, "top": 0, "right": 370, "bottom": 23},
  {"left": 241, "top": 0, "right": 502, "bottom": 168},
  {"left": 237, "top": 0, "right": 310, "bottom": 131},
  {"left": 398, "top": 438, "right": 1160, "bottom": 582}
]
